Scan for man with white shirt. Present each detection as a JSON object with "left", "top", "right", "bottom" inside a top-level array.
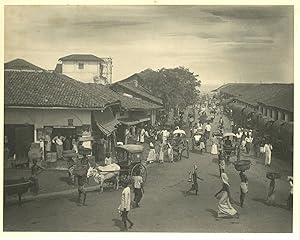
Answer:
[
  {"left": 119, "top": 181, "right": 134, "bottom": 231},
  {"left": 287, "top": 176, "right": 293, "bottom": 210},
  {"left": 236, "top": 128, "right": 243, "bottom": 143},
  {"left": 162, "top": 128, "right": 170, "bottom": 145},
  {"left": 133, "top": 169, "right": 144, "bottom": 208},
  {"left": 205, "top": 122, "right": 211, "bottom": 139}
]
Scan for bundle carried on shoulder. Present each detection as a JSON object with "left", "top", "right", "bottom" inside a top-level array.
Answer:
[
  {"left": 233, "top": 160, "right": 251, "bottom": 171},
  {"left": 266, "top": 172, "right": 281, "bottom": 180}
]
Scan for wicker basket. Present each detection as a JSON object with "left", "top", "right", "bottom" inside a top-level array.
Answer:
[
  {"left": 234, "top": 160, "right": 251, "bottom": 171},
  {"left": 266, "top": 172, "right": 281, "bottom": 180},
  {"left": 78, "top": 148, "right": 92, "bottom": 155}
]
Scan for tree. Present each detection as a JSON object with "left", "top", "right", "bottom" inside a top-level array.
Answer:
[{"left": 137, "top": 67, "right": 201, "bottom": 111}]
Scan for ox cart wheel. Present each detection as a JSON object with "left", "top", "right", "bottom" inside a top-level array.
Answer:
[{"left": 130, "top": 163, "right": 147, "bottom": 184}]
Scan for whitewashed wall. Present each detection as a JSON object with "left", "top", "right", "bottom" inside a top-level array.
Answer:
[{"left": 62, "top": 61, "right": 99, "bottom": 83}]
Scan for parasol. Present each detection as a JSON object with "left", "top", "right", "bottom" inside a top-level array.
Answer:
[
  {"left": 173, "top": 129, "right": 186, "bottom": 135},
  {"left": 223, "top": 132, "right": 236, "bottom": 138}
]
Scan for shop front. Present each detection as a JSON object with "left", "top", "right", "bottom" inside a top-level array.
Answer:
[{"left": 4, "top": 108, "right": 92, "bottom": 169}]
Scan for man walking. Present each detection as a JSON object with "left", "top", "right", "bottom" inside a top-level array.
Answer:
[
  {"left": 120, "top": 181, "right": 134, "bottom": 231},
  {"left": 187, "top": 165, "right": 203, "bottom": 195},
  {"left": 77, "top": 172, "right": 87, "bottom": 206},
  {"left": 205, "top": 122, "right": 211, "bottom": 140},
  {"left": 133, "top": 169, "right": 144, "bottom": 208}
]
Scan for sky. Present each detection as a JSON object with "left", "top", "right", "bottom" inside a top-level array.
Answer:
[{"left": 4, "top": 5, "right": 294, "bottom": 90}]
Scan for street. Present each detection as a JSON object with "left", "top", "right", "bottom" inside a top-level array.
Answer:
[{"left": 3, "top": 116, "right": 293, "bottom": 232}]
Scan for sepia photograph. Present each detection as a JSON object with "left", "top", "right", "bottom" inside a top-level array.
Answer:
[{"left": 1, "top": 2, "right": 297, "bottom": 236}]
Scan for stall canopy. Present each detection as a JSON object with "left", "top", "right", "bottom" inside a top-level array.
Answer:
[
  {"left": 119, "top": 117, "right": 151, "bottom": 126},
  {"left": 93, "top": 109, "right": 120, "bottom": 136}
]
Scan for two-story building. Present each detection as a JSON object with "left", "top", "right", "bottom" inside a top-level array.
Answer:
[{"left": 55, "top": 54, "right": 113, "bottom": 84}]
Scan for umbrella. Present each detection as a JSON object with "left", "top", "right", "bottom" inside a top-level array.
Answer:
[
  {"left": 173, "top": 129, "right": 186, "bottom": 135},
  {"left": 223, "top": 132, "right": 236, "bottom": 137}
]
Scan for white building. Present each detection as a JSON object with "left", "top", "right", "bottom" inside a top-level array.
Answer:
[{"left": 55, "top": 54, "right": 113, "bottom": 84}]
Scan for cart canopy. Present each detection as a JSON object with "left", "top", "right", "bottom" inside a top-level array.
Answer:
[{"left": 116, "top": 144, "right": 144, "bottom": 153}]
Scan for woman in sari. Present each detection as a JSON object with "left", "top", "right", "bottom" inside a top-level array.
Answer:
[
  {"left": 146, "top": 142, "right": 156, "bottom": 164},
  {"left": 210, "top": 134, "right": 218, "bottom": 155},
  {"left": 215, "top": 173, "right": 239, "bottom": 218}
]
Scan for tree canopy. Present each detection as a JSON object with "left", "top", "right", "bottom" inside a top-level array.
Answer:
[{"left": 137, "top": 67, "right": 201, "bottom": 110}]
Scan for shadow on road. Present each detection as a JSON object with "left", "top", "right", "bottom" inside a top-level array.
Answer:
[
  {"left": 112, "top": 218, "right": 124, "bottom": 231},
  {"left": 211, "top": 158, "right": 219, "bottom": 164},
  {"left": 180, "top": 190, "right": 197, "bottom": 197},
  {"left": 208, "top": 173, "right": 220, "bottom": 179},
  {"left": 190, "top": 149, "right": 203, "bottom": 154},
  {"left": 59, "top": 176, "right": 72, "bottom": 185},
  {"left": 252, "top": 198, "right": 288, "bottom": 210},
  {"left": 68, "top": 196, "right": 79, "bottom": 204},
  {"left": 206, "top": 208, "right": 217, "bottom": 218}
]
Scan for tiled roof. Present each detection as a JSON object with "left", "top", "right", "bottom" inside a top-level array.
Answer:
[
  {"left": 220, "top": 83, "right": 293, "bottom": 112},
  {"left": 113, "top": 74, "right": 163, "bottom": 105},
  {"left": 5, "top": 70, "right": 119, "bottom": 109},
  {"left": 257, "top": 85, "right": 294, "bottom": 113},
  {"left": 4, "top": 58, "right": 44, "bottom": 71},
  {"left": 85, "top": 83, "right": 162, "bottom": 110},
  {"left": 59, "top": 54, "right": 103, "bottom": 62}
]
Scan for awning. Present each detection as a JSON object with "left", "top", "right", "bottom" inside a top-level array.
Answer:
[
  {"left": 93, "top": 109, "right": 120, "bottom": 136},
  {"left": 96, "top": 118, "right": 120, "bottom": 136},
  {"left": 119, "top": 117, "right": 151, "bottom": 126}
]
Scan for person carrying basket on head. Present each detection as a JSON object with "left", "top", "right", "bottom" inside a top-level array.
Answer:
[
  {"left": 187, "top": 165, "right": 204, "bottom": 195},
  {"left": 239, "top": 170, "right": 248, "bottom": 208}
]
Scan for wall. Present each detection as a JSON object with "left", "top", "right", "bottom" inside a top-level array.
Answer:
[
  {"left": 62, "top": 61, "right": 99, "bottom": 83},
  {"left": 62, "top": 59, "right": 113, "bottom": 84},
  {"left": 5, "top": 108, "right": 91, "bottom": 141}
]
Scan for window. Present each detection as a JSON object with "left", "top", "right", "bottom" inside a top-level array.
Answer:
[
  {"left": 78, "top": 63, "right": 84, "bottom": 69},
  {"left": 68, "top": 119, "right": 73, "bottom": 126}
]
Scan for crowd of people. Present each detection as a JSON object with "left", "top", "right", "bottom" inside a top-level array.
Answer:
[{"left": 23, "top": 96, "right": 293, "bottom": 231}]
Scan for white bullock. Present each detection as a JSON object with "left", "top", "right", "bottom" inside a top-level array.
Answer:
[{"left": 87, "top": 163, "right": 120, "bottom": 193}]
